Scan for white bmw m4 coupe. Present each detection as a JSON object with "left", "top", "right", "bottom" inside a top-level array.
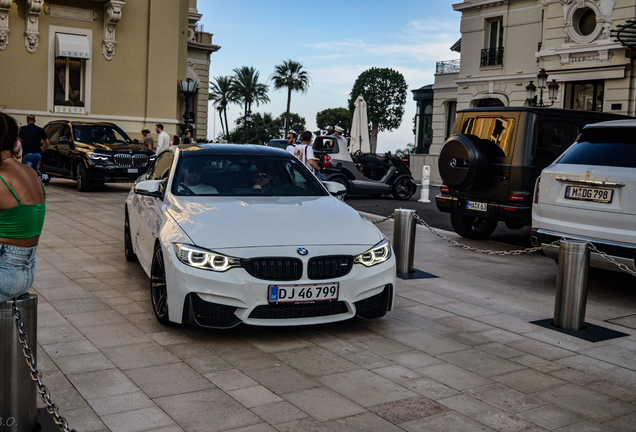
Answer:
[{"left": 124, "top": 144, "right": 396, "bottom": 328}]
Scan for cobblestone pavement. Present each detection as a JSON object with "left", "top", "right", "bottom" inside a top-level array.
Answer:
[{"left": 25, "top": 180, "right": 636, "bottom": 432}]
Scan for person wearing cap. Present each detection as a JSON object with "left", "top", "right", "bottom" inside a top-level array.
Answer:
[
  {"left": 19, "top": 114, "right": 49, "bottom": 173},
  {"left": 141, "top": 128, "right": 154, "bottom": 150},
  {"left": 333, "top": 125, "right": 345, "bottom": 137}
]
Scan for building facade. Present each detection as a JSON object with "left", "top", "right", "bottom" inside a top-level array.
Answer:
[
  {"left": 0, "top": 0, "right": 219, "bottom": 141},
  {"left": 413, "top": 0, "right": 635, "bottom": 184}
]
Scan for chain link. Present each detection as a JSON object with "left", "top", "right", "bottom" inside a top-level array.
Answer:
[
  {"left": 587, "top": 242, "right": 636, "bottom": 277},
  {"left": 371, "top": 210, "right": 636, "bottom": 277},
  {"left": 12, "top": 301, "right": 77, "bottom": 432}
]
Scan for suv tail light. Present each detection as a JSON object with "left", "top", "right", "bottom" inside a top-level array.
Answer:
[
  {"left": 322, "top": 155, "right": 331, "bottom": 168},
  {"left": 508, "top": 192, "right": 528, "bottom": 202},
  {"left": 534, "top": 177, "right": 541, "bottom": 204},
  {"left": 440, "top": 185, "right": 450, "bottom": 194}
]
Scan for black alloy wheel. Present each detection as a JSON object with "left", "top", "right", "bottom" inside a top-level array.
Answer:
[
  {"left": 124, "top": 210, "right": 138, "bottom": 262},
  {"left": 150, "top": 244, "right": 171, "bottom": 325},
  {"left": 392, "top": 178, "right": 415, "bottom": 200},
  {"left": 450, "top": 214, "right": 498, "bottom": 240},
  {"left": 75, "top": 161, "right": 92, "bottom": 192}
]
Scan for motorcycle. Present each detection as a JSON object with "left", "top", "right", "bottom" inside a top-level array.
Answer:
[{"left": 312, "top": 135, "right": 416, "bottom": 200}]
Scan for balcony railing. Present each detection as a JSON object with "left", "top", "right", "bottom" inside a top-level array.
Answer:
[
  {"left": 481, "top": 47, "right": 504, "bottom": 66},
  {"left": 436, "top": 59, "right": 460, "bottom": 74}
]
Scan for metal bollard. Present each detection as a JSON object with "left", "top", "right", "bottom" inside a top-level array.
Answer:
[
  {"left": 393, "top": 209, "right": 416, "bottom": 274},
  {"left": 553, "top": 240, "right": 590, "bottom": 331},
  {"left": 418, "top": 165, "right": 431, "bottom": 203},
  {"left": 0, "top": 293, "right": 38, "bottom": 432}
]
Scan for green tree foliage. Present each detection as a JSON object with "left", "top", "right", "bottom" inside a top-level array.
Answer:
[
  {"left": 349, "top": 67, "right": 408, "bottom": 153},
  {"left": 274, "top": 112, "right": 306, "bottom": 137},
  {"left": 208, "top": 76, "right": 238, "bottom": 141},
  {"left": 270, "top": 60, "right": 311, "bottom": 137},
  {"left": 231, "top": 66, "right": 270, "bottom": 117},
  {"left": 227, "top": 112, "right": 279, "bottom": 144},
  {"left": 315, "top": 108, "right": 351, "bottom": 135}
]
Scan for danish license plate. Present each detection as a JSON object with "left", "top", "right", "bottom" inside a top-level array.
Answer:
[
  {"left": 269, "top": 283, "right": 339, "bottom": 304},
  {"left": 565, "top": 186, "right": 613, "bottom": 203},
  {"left": 466, "top": 200, "right": 487, "bottom": 212},
  {"left": 127, "top": 168, "right": 138, "bottom": 174}
]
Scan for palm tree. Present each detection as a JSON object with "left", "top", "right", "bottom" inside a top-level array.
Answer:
[
  {"left": 270, "top": 60, "right": 311, "bottom": 137},
  {"left": 230, "top": 66, "right": 270, "bottom": 118},
  {"left": 208, "top": 76, "right": 237, "bottom": 140}
]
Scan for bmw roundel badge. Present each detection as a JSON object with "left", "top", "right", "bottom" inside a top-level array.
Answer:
[{"left": 297, "top": 248, "right": 308, "bottom": 256}]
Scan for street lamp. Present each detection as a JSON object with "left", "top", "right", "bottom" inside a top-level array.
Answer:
[
  {"left": 526, "top": 69, "right": 559, "bottom": 107},
  {"left": 178, "top": 79, "right": 199, "bottom": 134}
]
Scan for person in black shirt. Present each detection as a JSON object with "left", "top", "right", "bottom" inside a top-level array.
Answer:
[{"left": 19, "top": 114, "right": 49, "bottom": 173}]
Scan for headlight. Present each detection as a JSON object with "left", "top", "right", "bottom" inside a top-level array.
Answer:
[
  {"left": 354, "top": 239, "right": 392, "bottom": 267},
  {"left": 88, "top": 152, "right": 109, "bottom": 161},
  {"left": 174, "top": 243, "right": 241, "bottom": 272}
]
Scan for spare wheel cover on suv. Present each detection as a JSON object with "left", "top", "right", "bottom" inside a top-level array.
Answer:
[{"left": 438, "top": 134, "right": 491, "bottom": 191}]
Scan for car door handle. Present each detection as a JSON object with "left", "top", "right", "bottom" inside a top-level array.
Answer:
[{"left": 495, "top": 175, "right": 508, "bottom": 182}]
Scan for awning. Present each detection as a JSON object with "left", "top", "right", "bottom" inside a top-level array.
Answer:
[{"left": 55, "top": 33, "right": 91, "bottom": 59}]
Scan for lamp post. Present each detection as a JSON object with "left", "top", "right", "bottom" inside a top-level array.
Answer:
[
  {"left": 526, "top": 69, "right": 559, "bottom": 107},
  {"left": 178, "top": 79, "right": 199, "bottom": 134}
]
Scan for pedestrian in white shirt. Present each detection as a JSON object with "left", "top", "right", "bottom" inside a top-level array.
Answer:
[
  {"left": 286, "top": 130, "right": 324, "bottom": 180},
  {"left": 155, "top": 124, "right": 170, "bottom": 154}
]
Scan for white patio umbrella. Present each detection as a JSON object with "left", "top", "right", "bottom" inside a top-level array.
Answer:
[{"left": 349, "top": 95, "right": 370, "bottom": 154}]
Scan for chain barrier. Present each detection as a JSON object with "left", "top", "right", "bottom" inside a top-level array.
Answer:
[
  {"left": 371, "top": 211, "right": 636, "bottom": 277},
  {"left": 12, "top": 301, "right": 77, "bottom": 432}
]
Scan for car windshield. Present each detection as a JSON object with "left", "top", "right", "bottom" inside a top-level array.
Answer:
[
  {"left": 172, "top": 153, "right": 328, "bottom": 197},
  {"left": 558, "top": 127, "right": 636, "bottom": 168},
  {"left": 73, "top": 125, "right": 132, "bottom": 144}
]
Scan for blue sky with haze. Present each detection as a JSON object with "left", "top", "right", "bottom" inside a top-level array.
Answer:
[{"left": 198, "top": 0, "right": 461, "bottom": 152}]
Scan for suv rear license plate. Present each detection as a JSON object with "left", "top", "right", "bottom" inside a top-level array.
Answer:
[
  {"left": 466, "top": 200, "right": 487, "bottom": 212},
  {"left": 565, "top": 186, "right": 613, "bottom": 203},
  {"left": 127, "top": 168, "right": 139, "bottom": 174},
  {"left": 269, "top": 283, "right": 339, "bottom": 304}
]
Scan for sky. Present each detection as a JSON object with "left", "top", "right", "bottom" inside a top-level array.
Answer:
[{"left": 197, "top": 0, "right": 461, "bottom": 153}]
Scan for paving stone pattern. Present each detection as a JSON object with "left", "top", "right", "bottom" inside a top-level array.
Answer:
[{"left": 24, "top": 181, "right": 636, "bottom": 431}]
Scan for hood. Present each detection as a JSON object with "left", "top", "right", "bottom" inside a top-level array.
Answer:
[
  {"left": 167, "top": 195, "right": 383, "bottom": 249},
  {"left": 82, "top": 143, "right": 147, "bottom": 152}
]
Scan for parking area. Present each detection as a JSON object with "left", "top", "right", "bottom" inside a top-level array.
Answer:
[{"left": 28, "top": 180, "right": 636, "bottom": 432}]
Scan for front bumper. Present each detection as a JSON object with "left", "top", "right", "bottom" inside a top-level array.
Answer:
[
  {"left": 531, "top": 228, "right": 636, "bottom": 272},
  {"left": 435, "top": 194, "right": 531, "bottom": 225},
  {"left": 164, "top": 244, "right": 397, "bottom": 328},
  {"left": 90, "top": 164, "right": 149, "bottom": 183}
]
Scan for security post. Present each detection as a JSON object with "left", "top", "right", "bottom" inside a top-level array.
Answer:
[
  {"left": 393, "top": 209, "right": 416, "bottom": 274},
  {"left": 1, "top": 293, "right": 38, "bottom": 432},
  {"left": 418, "top": 165, "right": 431, "bottom": 203},
  {"left": 553, "top": 239, "right": 590, "bottom": 331}
]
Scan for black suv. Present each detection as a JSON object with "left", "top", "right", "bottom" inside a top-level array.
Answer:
[
  {"left": 42, "top": 121, "right": 156, "bottom": 191},
  {"left": 435, "top": 107, "right": 630, "bottom": 239}
]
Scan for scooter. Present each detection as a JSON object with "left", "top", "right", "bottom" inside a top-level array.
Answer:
[{"left": 313, "top": 135, "right": 416, "bottom": 200}]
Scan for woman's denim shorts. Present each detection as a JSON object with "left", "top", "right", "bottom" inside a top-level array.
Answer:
[{"left": 0, "top": 243, "right": 37, "bottom": 303}]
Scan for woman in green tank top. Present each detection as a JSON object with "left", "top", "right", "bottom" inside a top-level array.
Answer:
[{"left": 0, "top": 113, "right": 46, "bottom": 302}]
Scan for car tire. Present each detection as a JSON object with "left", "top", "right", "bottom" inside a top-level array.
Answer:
[
  {"left": 438, "top": 134, "right": 496, "bottom": 191},
  {"left": 450, "top": 214, "right": 498, "bottom": 240},
  {"left": 124, "top": 210, "right": 138, "bottom": 262},
  {"left": 392, "top": 178, "right": 415, "bottom": 200},
  {"left": 150, "top": 244, "right": 172, "bottom": 325},
  {"left": 75, "top": 161, "right": 92, "bottom": 192}
]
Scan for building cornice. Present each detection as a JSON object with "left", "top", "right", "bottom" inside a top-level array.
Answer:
[
  {"left": 453, "top": 0, "right": 509, "bottom": 12},
  {"left": 188, "top": 40, "right": 220, "bottom": 53}
]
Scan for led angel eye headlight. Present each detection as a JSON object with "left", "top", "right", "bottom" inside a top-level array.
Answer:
[
  {"left": 88, "top": 153, "right": 109, "bottom": 161},
  {"left": 354, "top": 239, "right": 392, "bottom": 267},
  {"left": 174, "top": 244, "right": 240, "bottom": 272}
]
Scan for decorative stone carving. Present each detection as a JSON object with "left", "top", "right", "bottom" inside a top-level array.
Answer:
[
  {"left": 0, "top": 0, "right": 11, "bottom": 51},
  {"left": 45, "top": 5, "right": 98, "bottom": 22},
  {"left": 25, "top": 0, "right": 43, "bottom": 53},
  {"left": 561, "top": 0, "right": 615, "bottom": 45},
  {"left": 103, "top": 1, "right": 124, "bottom": 61}
]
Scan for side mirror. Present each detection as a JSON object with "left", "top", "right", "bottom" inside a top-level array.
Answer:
[
  {"left": 322, "top": 181, "right": 346, "bottom": 196},
  {"left": 134, "top": 179, "right": 164, "bottom": 198}
]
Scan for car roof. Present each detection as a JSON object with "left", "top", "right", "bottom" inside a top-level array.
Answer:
[
  {"left": 583, "top": 119, "right": 636, "bottom": 128},
  {"left": 457, "top": 107, "right": 632, "bottom": 119},
  {"left": 45, "top": 120, "right": 120, "bottom": 127},
  {"left": 176, "top": 143, "right": 291, "bottom": 156}
]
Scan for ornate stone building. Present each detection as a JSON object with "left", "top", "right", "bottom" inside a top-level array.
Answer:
[
  {"left": 413, "top": 0, "right": 635, "bottom": 184},
  {"left": 0, "top": 0, "right": 219, "bottom": 140}
]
